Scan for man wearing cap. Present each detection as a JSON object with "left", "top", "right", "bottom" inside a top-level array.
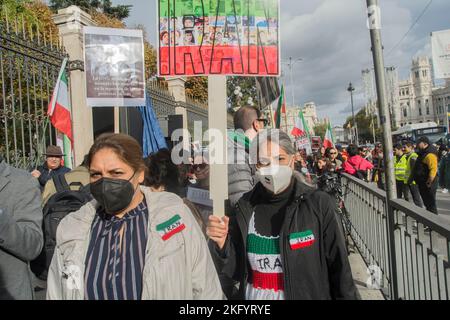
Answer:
[
  {"left": 411, "top": 137, "right": 439, "bottom": 214},
  {"left": 31, "top": 145, "right": 71, "bottom": 191}
]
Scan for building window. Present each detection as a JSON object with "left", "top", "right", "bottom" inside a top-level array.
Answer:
[
  {"left": 422, "top": 70, "right": 427, "bottom": 77},
  {"left": 403, "top": 109, "right": 407, "bottom": 117},
  {"left": 419, "top": 108, "right": 422, "bottom": 116},
  {"left": 406, "top": 89, "right": 409, "bottom": 95},
  {"left": 426, "top": 106, "right": 430, "bottom": 115},
  {"left": 415, "top": 71, "right": 419, "bottom": 79}
]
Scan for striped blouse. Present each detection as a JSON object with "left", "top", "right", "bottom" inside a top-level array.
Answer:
[{"left": 84, "top": 201, "right": 149, "bottom": 300}]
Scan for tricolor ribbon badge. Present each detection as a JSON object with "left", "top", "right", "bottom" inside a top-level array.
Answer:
[
  {"left": 156, "top": 214, "right": 186, "bottom": 241},
  {"left": 289, "top": 230, "right": 315, "bottom": 250}
]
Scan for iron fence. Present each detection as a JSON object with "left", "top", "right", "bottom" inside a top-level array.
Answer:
[
  {"left": 342, "top": 173, "right": 450, "bottom": 300},
  {"left": 0, "top": 15, "right": 66, "bottom": 170}
]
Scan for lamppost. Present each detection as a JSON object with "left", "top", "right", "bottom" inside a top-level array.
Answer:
[
  {"left": 347, "top": 82, "right": 359, "bottom": 145},
  {"left": 282, "top": 57, "right": 303, "bottom": 107}
]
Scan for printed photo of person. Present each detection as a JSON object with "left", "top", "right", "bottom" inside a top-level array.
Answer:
[
  {"left": 226, "top": 32, "right": 238, "bottom": 45},
  {"left": 160, "top": 31, "right": 169, "bottom": 46},
  {"left": 195, "top": 24, "right": 205, "bottom": 44},
  {"left": 268, "top": 17, "right": 278, "bottom": 28},
  {"left": 243, "top": 27, "right": 256, "bottom": 45},
  {"left": 183, "top": 15, "right": 195, "bottom": 29},
  {"left": 170, "top": 30, "right": 181, "bottom": 46},
  {"left": 170, "top": 17, "right": 180, "bottom": 30},
  {"left": 268, "top": 29, "right": 278, "bottom": 45},
  {"left": 184, "top": 30, "right": 196, "bottom": 46},
  {"left": 242, "top": 16, "right": 255, "bottom": 27},
  {"left": 257, "top": 30, "right": 268, "bottom": 46},
  {"left": 160, "top": 17, "right": 169, "bottom": 31},
  {"left": 215, "top": 31, "right": 223, "bottom": 45},
  {"left": 226, "top": 15, "right": 240, "bottom": 25},
  {"left": 256, "top": 18, "right": 269, "bottom": 28}
]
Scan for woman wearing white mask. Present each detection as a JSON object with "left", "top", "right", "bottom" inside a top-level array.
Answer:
[{"left": 207, "top": 129, "right": 357, "bottom": 300}]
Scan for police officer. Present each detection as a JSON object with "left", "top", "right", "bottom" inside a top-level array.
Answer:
[
  {"left": 403, "top": 141, "right": 423, "bottom": 207},
  {"left": 394, "top": 143, "right": 409, "bottom": 200}
]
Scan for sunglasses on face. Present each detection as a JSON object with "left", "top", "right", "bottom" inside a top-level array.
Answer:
[{"left": 329, "top": 152, "right": 337, "bottom": 155}]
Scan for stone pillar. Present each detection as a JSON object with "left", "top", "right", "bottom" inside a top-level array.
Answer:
[
  {"left": 167, "top": 77, "right": 189, "bottom": 149},
  {"left": 53, "top": 6, "right": 96, "bottom": 166},
  {"left": 167, "top": 77, "right": 187, "bottom": 102}
]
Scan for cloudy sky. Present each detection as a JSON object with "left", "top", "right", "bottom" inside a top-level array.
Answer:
[{"left": 112, "top": 0, "right": 450, "bottom": 125}]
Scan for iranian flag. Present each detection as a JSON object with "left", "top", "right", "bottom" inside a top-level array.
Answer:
[
  {"left": 48, "top": 58, "right": 73, "bottom": 142},
  {"left": 289, "top": 230, "right": 315, "bottom": 250},
  {"left": 323, "top": 121, "right": 335, "bottom": 148},
  {"left": 291, "top": 110, "right": 309, "bottom": 138},
  {"left": 156, "top": 214, "right": 186, "bottom": 241},
  {"left": 274, "top": 85, "right": 285, "bottom": 129}
]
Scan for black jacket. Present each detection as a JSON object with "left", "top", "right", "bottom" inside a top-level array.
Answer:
[
  {"left": 412, "top": 145, "right": 438, "bottom": 183},
  {"left": 36, "top": 163, "right": 71, "bottom": 190},
  {"left": 210, "top": 176, "right": 357, "bottom": 300}
]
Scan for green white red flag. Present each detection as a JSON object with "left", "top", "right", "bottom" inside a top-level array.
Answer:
[
  {"left": 156, "top": 214, "right": 186, "bottom": 241},
  {"left": 274, "top": 85, "right": 285, "bottom": 129},
  {"left": 291, "top": 109, "right": 309, "bottom": 138},
  {"left": 289, "top": 230, "right": 315, "bottom": 250},
  {"left": 47, "top": 58, "right": 72, "bottom": 142},
  {"left": 323, "top": 121, "right": 335, "bottom": 149}
]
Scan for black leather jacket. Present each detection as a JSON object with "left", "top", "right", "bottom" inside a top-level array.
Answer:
[{"left": 209, "top": 176, "right": 358, "bottom": 300}]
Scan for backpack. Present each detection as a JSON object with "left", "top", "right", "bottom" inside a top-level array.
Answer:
[{"left": 31, "top": 174, "right": 92, "bottom": 280}]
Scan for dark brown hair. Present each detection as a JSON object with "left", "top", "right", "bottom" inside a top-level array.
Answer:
[{"left": 87, "top": 133, "right": 146, "bottom": 173}]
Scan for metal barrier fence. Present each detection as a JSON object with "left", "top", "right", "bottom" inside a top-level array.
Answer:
[
  {"left": 0, "top": 15, "right": 66, "bottom": 170},
  {"left": 342, "top": 173, "right": 450, "bottom": 300}
]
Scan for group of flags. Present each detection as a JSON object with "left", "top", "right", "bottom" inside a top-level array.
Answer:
[{"left": 274, "top": 84, "right": 334, "bottom": 152}]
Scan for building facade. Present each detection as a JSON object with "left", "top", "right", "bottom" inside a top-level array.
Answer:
[
  {"left": 432, "top": 85, "right": 450, "bottom": 127},
  {"left": 398, "top": 57, "right": 435, "bottom": 127},
  {"left": 363, "top": 56, "right": 449, "bottom": 129},
  {"left": 281, "top": 102, "right": 318, "bottom": 136}
]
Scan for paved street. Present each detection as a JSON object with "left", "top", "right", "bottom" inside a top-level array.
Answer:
[{"left": 436, "top": 189, "right": 450, "bottom": 225}]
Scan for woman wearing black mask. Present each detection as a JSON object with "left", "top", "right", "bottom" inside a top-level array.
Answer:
[
  {"left": 46, "top": 133, "right": 223, "bottom": 300},
  {"left": 207, "top": 129, "right": 357, "bottom": 300}
]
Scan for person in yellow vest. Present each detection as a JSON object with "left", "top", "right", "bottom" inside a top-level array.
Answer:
[
  {"left": 394, "top": 144, "right": 409, "bottom": 200},
  {"left": 403, "top": 141, "right": 423, "bottom": 208}
]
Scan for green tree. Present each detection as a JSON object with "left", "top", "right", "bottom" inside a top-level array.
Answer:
[
  {"left": 49, "top": 0, "right": 131, "bottom": 20},
  {"left": 227, "top": 77, "right": 259, "bottom": 111},
  {"left": 313, "top": 122, "right": 327, "bottom": 140},
  {"left": 185, "top": 77, "right": 208, "bottom": 102},
  {"left": 343, "top": 107, "right": 381, "bottom": 143}
]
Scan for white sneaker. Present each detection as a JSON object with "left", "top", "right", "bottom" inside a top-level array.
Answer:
[{"left": 442, "top": 188, "right": 449, "bottom": 194}]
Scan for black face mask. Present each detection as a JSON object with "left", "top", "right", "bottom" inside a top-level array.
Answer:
[{"left": 90, "top": 173, "right": 136, "bottom": 214}]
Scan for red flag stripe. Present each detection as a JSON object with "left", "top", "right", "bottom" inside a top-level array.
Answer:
[{"left": 50, "top": 102, "right": 73, "bottom": 141}]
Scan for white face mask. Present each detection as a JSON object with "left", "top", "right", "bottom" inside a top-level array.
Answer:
[{"left": 256, "top": 163, "right": 293, "bottom": 194}]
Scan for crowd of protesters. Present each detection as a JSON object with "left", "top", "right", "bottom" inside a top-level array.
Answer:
[{"left": 1, "top": 104, "right": 449, "bottom": 301}]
